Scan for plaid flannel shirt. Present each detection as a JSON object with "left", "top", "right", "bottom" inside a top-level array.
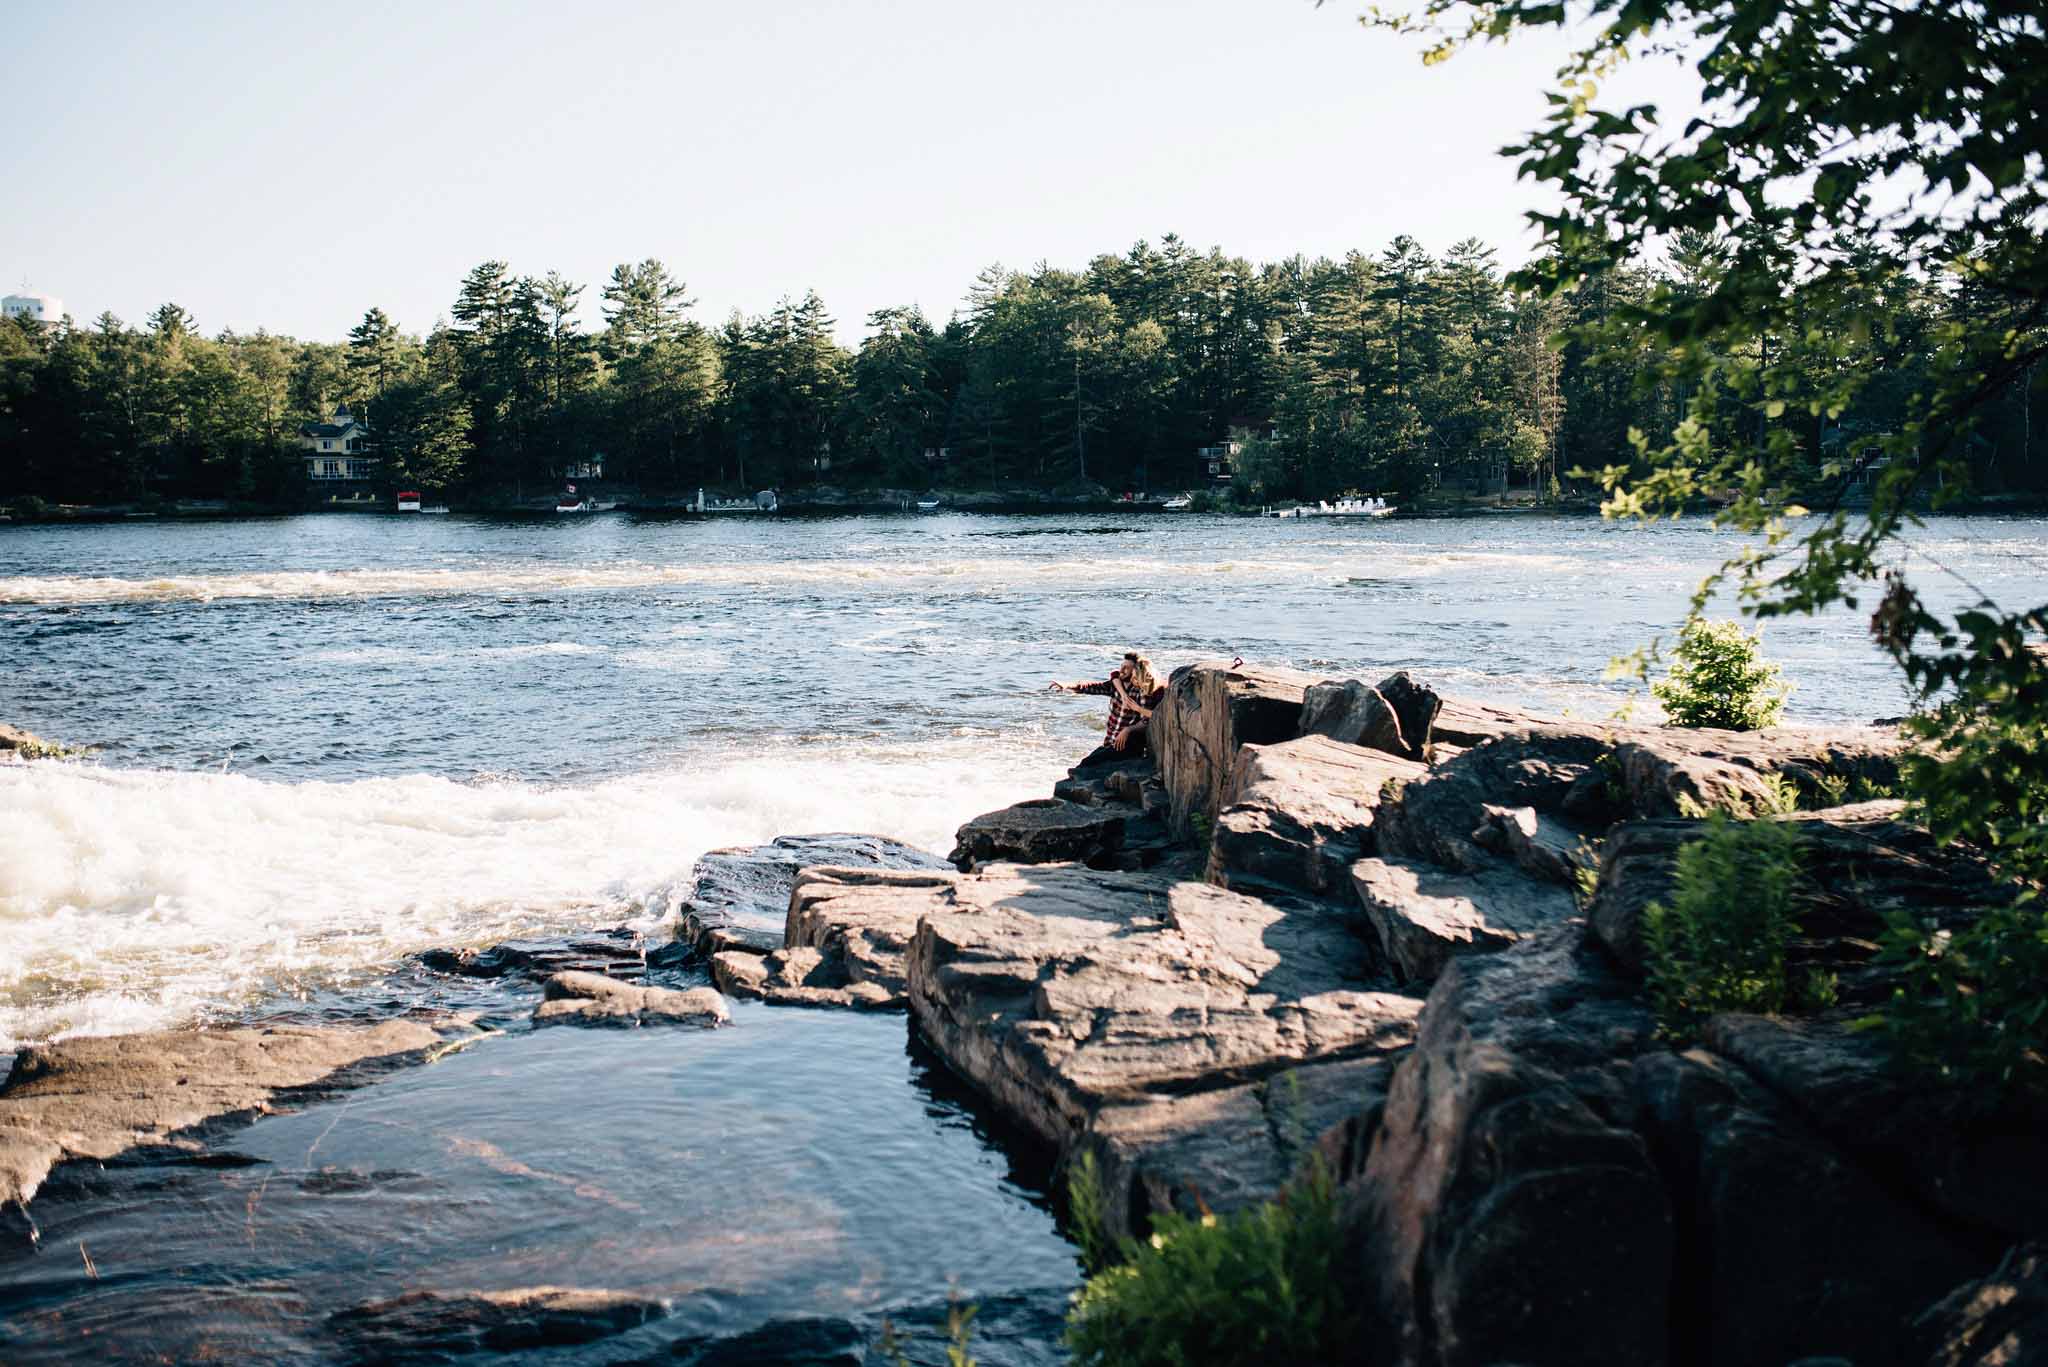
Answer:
[{"left": 1071, "top": 676, "right": 1153, "bottom": 742}]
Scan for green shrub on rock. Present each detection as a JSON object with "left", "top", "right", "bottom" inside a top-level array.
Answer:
[
  {"left": 1064, "top": 1161, "right": 1359, "bottom": 1367},
  {"left": 1653, "top": 618, "right": 1790, "bottom": 731},
  {"left": 1643, "top": 813, "right": 1820, "bottom": 1039}
]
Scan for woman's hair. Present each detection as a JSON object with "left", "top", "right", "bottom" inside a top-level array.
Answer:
[{"left": 1123, "top": 652, "right": 1161, "bottom": 696}]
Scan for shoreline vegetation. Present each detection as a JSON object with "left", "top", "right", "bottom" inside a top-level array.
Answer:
[{"left": 3, "top": 231, "right": 2041, "bottom": 520}]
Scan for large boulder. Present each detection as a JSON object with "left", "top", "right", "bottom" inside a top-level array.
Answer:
[
  {"left": 950, "top": 798, "right": 1129, "bottom": 870},
  {"left": 1206, "top": 735, "right": 1426, "bottom": 897},
  {"left": 0, "top": 1021, "right": 441, "bottom": 1206},
  {"left": 1299, "top": 672, "right": 1443, "bottom": 761},
  {"left": 1349, "top": 856, "right": 1578, "bottom": 985},
  {"left": 1152, "top": 664, "right": 1319, "bottom": 839},
  {"left": 902, "top": 861, "right": 1420, "bottom": 1233},
  {"left": 1353, "top": 923, "right": 1672, "bottom": 1367}
]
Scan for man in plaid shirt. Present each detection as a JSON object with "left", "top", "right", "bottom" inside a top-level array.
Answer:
[{"left": 1051, "top": 652, "right": 1164, "bottom": 754}]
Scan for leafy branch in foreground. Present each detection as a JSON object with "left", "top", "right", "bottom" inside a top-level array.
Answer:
[{"left": 1363, "top": 0, "right": 2047, "bottom": 1085}]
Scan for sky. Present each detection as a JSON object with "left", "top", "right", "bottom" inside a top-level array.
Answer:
[{"left": 2, "top": 0, "right": 1612, "bottom": 346}]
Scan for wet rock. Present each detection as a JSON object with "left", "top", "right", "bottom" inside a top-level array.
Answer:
[
  {"left": 421, "top": 930, "right": 644, "bottom": 981},
  {"left": 1588, "top": 809, "right": 2016, "bottom": 996},
  {"left": 0, "top": 723, "right": 68, "bottom": 760},
  {"left": 0, "top": 1021, "right": 441, "bottom": 1206},
  {"left": 672, "top": 834, "right": 951, "bottom": 961},
  {"left": 710, "top": 945, "right": 901, "bottom": 1011},
  {"left": 1206, "top": 735, "right": 1426, "bottom": 898},
  {"left": 326, "top": 1285, "right": 668, "bottom": 1360},
  {"left": 532, "top": 971, "right": 729, "bottom": 1028},
  {"left": 673, "top": 1314, "right": 866, "bottom": 1365},
  {"left": 901, "top": 861, "right": 1419, "bottom": 1229},
  {"left": 1355, "top": 922, "right": 1670, "bottom": 1367},
  {"left": 1299, "top": 671, "right": 1442, "bottom": 761},
  {"left": 1635, "top": 1047, "right": 1986, "bottom": 1367},
  {"left": 1914, "top": 1243, "right": 2048, "bottom": 1367},
  {"left": 667, "top": 1289, "right": 1070, "bottom": 1366},
  {"left": 1349, "top": 856, "right": 1578, "bottom": 985},
  {"left": 950, "top": 799, "right": 1127, "bottom": 870},
  {"left": 1153, "top": 664, "right": 1319, "bottom": 839}
]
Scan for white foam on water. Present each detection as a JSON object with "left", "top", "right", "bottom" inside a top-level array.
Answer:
[
  {"left": 0, "top": 547, "right": 1614, "bottom": 606},
  {"left": 0, "top": 740, "right": 1065, "bottom": 1049}
]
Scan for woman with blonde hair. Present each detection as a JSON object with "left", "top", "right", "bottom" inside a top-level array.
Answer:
[{"left": 1050, "top": 651, "right": 1166, "bottom": 757}]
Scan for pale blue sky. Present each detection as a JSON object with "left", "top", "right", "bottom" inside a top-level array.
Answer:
[{"left": 3, "top": 0, "right": 1601, "bottom": 345}]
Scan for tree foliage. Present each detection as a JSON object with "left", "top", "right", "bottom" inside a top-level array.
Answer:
[{"left": 1368, "top": 0, "right": 2046, "bottom": 1084}]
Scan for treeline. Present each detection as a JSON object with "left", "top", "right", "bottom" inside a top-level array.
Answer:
[{"left": 1, "top": 233, "right": 2039, "bottom": 504}]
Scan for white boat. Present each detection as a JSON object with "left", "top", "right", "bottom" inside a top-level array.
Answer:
[
  {"left": 396, "top": 491, "right": 422, "bottom": 513},
  {"left": 555, "top": 498, "right": 618, "bottom": 513},
  {"left": 1268, "top": 498, "right": 1395, "bottom": 519},
  {"left": 915, "top": 499, "right": 943, "bottom": 512},
  {"left": 420, "top": 505, "right": 450, "bottom": 515},
  {"left": 695, "top": 488, "right": 778, "bottom": 514},
  {"left": 1162, "top": 495, "right": 1193, "bottom": 511}
]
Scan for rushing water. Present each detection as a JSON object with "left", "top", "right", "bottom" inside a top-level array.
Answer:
[{"left": 3, "top": 509, "right": 2046, "bottom": 1361}]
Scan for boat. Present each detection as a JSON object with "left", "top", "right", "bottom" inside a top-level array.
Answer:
[
  {"left": 1267, "top": 497, "right": 1396, "bottom": 519},
  {"left": 695, "top": 488, "right": 779, "bottom": 514},
  {"left": 555, "top": 498, "right": 618, "bottom": 513},
  {"left": 396, "top": 491, "right": 422, "bottom": 512},
  {"left": 1162, "top": 494, "right": 1193, "bottom": 511},
  {"left": 915, "top": 498, "right": 943, "bottom": 512},
  {"left": 420, "top": 505, "right": 450, "bottom": 515}
]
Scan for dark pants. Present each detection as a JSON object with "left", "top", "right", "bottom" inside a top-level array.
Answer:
[{"left": 1078, "top": 726, "right": 1148, "bottom": 772}]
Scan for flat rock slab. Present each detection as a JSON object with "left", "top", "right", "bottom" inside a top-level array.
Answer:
[
  {"left": 1153, "top": 664, "right": 1320, "bottom": 839},
  {"left": 327, "top": 1286, "right": 669, "bottom": 1362},
  {"left": 1207, "top": 735, "right": 1425, "bottom": 897},
  {"left": 420, "top": 930, "right": 644, "bottom": 981},
  {"left": 666, "top": 834, "right": 949, "bottom": 962},
  {"left": 898, "top": 861, "right": 1418, "bottom": 1225},
  {"left": 950, "top": 798, "right": 1127, "bottom": 870},
  {"left": 0, "top": 1020, "right": 441, "bottom": 1206},
  {"left": 532, "top": 971, "right": 729, "bottom": 1028},
  {"left": 1350, "top": 855, "right": 1578, "bottom": 984}
]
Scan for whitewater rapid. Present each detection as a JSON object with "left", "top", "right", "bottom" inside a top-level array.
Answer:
[{"left": 0, "top": 740, "right": 1062, "bottom": 1049}]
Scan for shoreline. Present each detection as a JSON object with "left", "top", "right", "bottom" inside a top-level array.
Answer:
[{"left": 4, "top": 666, "right": 2040, "bottom": 1363}]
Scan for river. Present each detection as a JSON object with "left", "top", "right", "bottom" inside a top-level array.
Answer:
[{"left": 2, "top": 508, "right": 2043, "bottom": 1361}]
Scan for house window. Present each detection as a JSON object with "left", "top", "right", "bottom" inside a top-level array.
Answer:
[
  {"left": 323, "top": 459, "right": 341, "bottom": 477},
  {"left": 322, "top": 440, "right": 333, "bottom": 450}
]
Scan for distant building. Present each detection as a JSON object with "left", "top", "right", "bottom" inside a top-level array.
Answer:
[
  {"left": 552, "top": 457, "right": 605, "bottom": 480},
  {"left": 2, "top": 292, "right": 63, "bottom": 325},
  {"left": 299, "top": 403, "right": 377, "bottom": 481},
  {"left": 1197, "top": 441, "right": 1241, "bottom": 484}
]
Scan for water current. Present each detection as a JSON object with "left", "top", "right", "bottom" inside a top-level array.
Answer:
[{"left": 2, "top": 508, "right": 2044, "bottom": 1361}]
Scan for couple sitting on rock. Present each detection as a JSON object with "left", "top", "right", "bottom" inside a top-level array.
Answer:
[{"left": 1051, "top": 651, "right": 1165, "bottom": 762}]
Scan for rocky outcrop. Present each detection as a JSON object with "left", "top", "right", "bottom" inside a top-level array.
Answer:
[
  {"left": 1355, "top": 923, "right": 1671, "bottom": 1367},
  {"left": 667, "top": 834, "right": 949, "bottom": 961},
  {"left": 1153, "top": 664, "right": 1320, "bottom": 838},
  {"left": 0, "top": 1021, "right": 441, "bottom": 1206},
  {"left": 0, "top": 723, "right": 70, "bottom": 760},
  {"left": 709, "top": 865, "right": 960, "bottom": 1010},
  {"left": 531, "top": 970, "right": 729, "bottom": 1028},
  {"left": 326, "top": 1286, "right": 669, "bottom": 1361},
  {"left": 894, "top": 859, "right": 1419, "bottom": 1234},
  {"left": 1587, "top": 806, "right": 2014, "bottom": 996},
  {"left": 1206, "top": 735, "right": 1424, "bottom": 898}
]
